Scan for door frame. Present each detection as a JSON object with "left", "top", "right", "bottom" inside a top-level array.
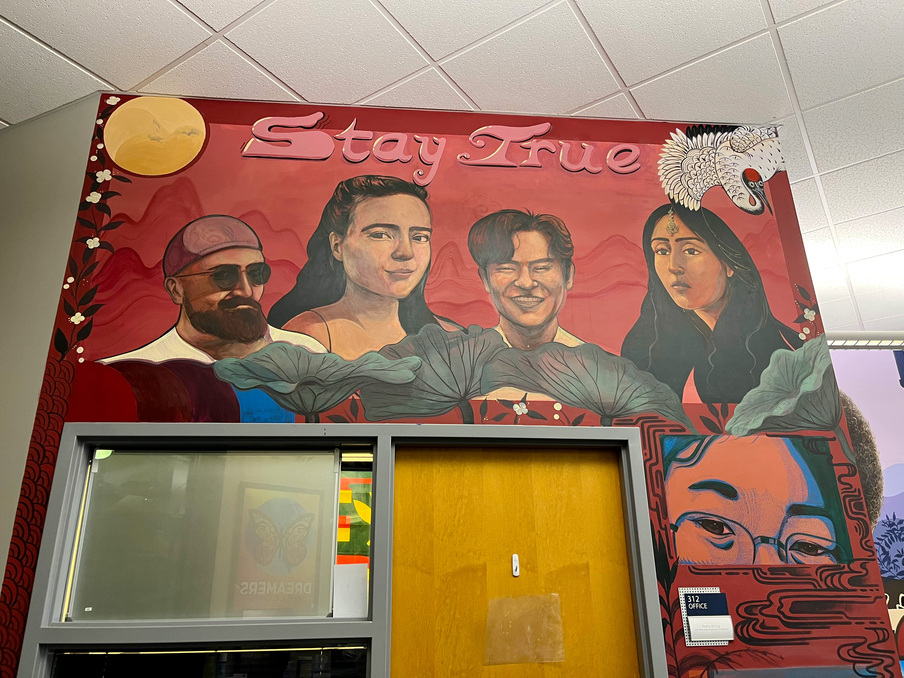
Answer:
[{"left": 20, "top": 422, "right": 667, "bottom": 678}]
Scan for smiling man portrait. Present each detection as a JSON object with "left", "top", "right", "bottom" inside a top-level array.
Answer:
[
  {"left": 468, "top": 209, "right": 581, "bottom": 350},
  {"left": 101, "top": 215, "right": 326, "bottom": 364}
]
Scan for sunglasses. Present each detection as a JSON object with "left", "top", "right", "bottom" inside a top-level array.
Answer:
[{"left": 173, "top": 262, "right": 272, "bottom": 290}]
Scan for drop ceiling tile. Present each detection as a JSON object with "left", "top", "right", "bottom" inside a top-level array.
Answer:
[
  {"left": 576, "top": 0, "right": 766, "bottom": 86},
  {"left": 828, "top": 322, "right": 862, "bottom": 331},
  {"left": 363, "top": 68, "right": 472, "bottom": 110},
  {"left": 769, "top": 0, "right": 834, "bottom": 23},
  {"left": 176, "top": 0, "right": 263, "bottom": 31},
  {"left": 0, "top": 22, "right": 106, "bottom": 124},
  {"left": 1, "top": 0, "right": 211, "bottom": 89},
  {"left": 789, "top": 179, "right": 828, "bottom": 233},
  {"left": 821, "top": 149, "right": 904, "bottom": 224},
  {"left": 846, "top": 250, "right": 904, "bottom": 295},
  {"left": 779, "top": 0, "right": 904, "bottom": 109},
  {"left": 378, "top": 0, "right": 549, "bottom": 59},
  {"left": 833, "top": 207, "right": 904, "bottom": 263},
  {"left": 440, "top": 3, "right": 618, "bottom": 114},
  {"left": 810, "top": 263, "right": 849, "bottom": 303},
  {"left": 854, "top": 291, "right": 904, "bottom": 324},
  {"left": 846, "top": 250, "right": 904, "bottom": 321},
  {"left": 804, "top": 78, "right": 904, "bottom": 173},
  {"left": 818, "top": 296, "right": 859, "bottom": 328},
  {"left": 140, "top": 40, "right": 298, "bottom": 102},
  {"left": 573, "top": 94, "right": 638, "bottom": 119},
  {"left": 775, "top": 116, "right": 812, "bottom": 182},
  {"left": 863, "top": 314, "right": 904, "bottom": 332},
  {"left": 802, "top": 227, "right": 839, "bottom": 267},
  {"left": 227, "top": 0, "right": 426, "bottom": 104},
  {"left": 630, "top": 35, "right": 791, "bottom": 123}
]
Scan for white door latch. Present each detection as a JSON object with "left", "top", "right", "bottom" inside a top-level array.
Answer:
[{"left": 512, "top": 554, "right": 520, "bottom": 577}]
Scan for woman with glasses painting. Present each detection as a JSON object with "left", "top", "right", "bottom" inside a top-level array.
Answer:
[
  {"left": 663, "top": 434, "right": 852, "bottom": 566},
  {"left": 100, "top": 215, "right": 327, "bottom": 365}
]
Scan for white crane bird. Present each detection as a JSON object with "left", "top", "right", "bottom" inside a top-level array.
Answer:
[{"left": 659, "top": 125, "right": 784, "bottom": 215}]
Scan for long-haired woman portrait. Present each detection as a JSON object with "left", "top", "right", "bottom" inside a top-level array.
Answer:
[
  {"left": 268, "top": 175, "right": 458, "bottom": 359},
  {"left": 621, "top": 202, "right": 801, "bottom": 403}
]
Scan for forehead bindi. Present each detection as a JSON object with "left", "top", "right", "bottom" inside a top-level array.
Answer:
[{"left": 651, "top": 216, "right": 699, "bottom": 242}]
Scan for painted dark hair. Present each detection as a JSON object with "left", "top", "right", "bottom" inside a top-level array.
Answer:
[
  {"left": 662, "top": 434, "right": 852, "bottom": 563},
  {"left": 621, "top": 203, "right": 801, "bottom": 403},
  {"left": 268, "top": 175, "right": 445, "bottom": 332},
  {"left": 839, "top": 391, "right": 883, "bottom": 529},
  {"left": 467, "top": 209, "right": 574, "bottom": 278}
]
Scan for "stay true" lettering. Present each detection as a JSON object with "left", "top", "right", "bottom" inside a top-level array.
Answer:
[{"left": 242, "top": 112, "right": 642, "bottom": 185}]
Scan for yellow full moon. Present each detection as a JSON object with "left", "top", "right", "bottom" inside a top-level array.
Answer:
[{"left": 103, "top": 97, "right": 206, "bottom": 176}]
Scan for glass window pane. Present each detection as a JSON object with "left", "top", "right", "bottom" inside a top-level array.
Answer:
[
  {"left": 66, "top": 449, "right": 342, "bottom": 622},
  {"left": 51, "top": 644, "right": 368, "bottom": 678}
]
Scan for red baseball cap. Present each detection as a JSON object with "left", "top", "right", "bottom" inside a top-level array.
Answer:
[{"left": 163, "top": 215, "right": 262, "bottom": 277}]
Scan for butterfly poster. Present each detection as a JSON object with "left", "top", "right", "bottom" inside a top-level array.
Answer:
[{"left": 231, "top": 483, "right": 328, "bottom": 616}]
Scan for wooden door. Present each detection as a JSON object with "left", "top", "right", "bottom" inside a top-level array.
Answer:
[{"left": 391, "top": 446, "right": 640, "bottom": 677}]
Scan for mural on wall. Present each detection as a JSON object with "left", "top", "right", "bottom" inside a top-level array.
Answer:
[
  {"left": 0, "top": 93, "right": 897, "bottom": 677},
  {"left": 831, "top": 349, "right": 904, "bottom": 664}
]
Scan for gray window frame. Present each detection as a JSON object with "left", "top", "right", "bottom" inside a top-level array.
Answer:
[{"left": 19, "top": 422, "right": 668, "bottom": 678}]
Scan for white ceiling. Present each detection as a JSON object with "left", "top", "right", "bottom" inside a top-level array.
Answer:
[{"left": 1, "top": 0, "right": 903, "bottom": 333}]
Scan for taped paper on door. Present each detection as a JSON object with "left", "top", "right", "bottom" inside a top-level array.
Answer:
[{"left": 485, "top": 593, "right": 565, "bottom": 665}]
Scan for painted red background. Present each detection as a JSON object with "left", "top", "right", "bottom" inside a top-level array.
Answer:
[{"left": 82, "top": 97, "right": 807, "bottom": 366}]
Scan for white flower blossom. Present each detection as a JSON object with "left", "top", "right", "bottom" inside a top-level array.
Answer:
[
  {"left": 67, "top": 277, "right": 75, "bottom": 283},
  {"left": 78, "top": 357, "right": 85, "bottom": 363},
  {"left": 96, "top": 119, "right": 104, "bottom": 125},
  {"left": 70, "top": 312, "right": 86, "bottom": 325},
  {"left": 553, "top": 414, "right": 560, "bottom": 420},
  {"left": 90, "top": 155, "right": 97, "bottom": 162},
  {"left": 106, "top": 96, "right": 121, "bottom": 105},
  {"left": 798, "top": 332, "right": 807, "bottom": 341},
  {"left": 62, "top": 284, "right": 70, "bottom": 290},
  {"left": 76, "top": 346, "right": 85, "bottom": 354},
  {"left": 86, "top": 191, "right": 102, "bottom": 203},
  {"left": 95, "top": 170, "right": 112, "bottom": 182},
  {"left": 803, "top": 327, "right": 810, "bottom": 335},
  {"left": 553, "top": 402, "right": 562, "bottom": 411},
  {"left": 97, "top": 144, "right": 104, "bottom": 150},
  {"left": 86, "top": 237, "right": 100, "bottom": 249},
  {"left": 804, "top": 308, "right": 816, "bottom": 321},
  {"left": 513, "top": 402, "right": 528, "bottom": 416}
]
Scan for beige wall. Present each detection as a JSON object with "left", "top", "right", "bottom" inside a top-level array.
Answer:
[{"left": 0, "top": 94, "right": 99, "bottom": 562}]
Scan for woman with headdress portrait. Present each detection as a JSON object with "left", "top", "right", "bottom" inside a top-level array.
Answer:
[
  {"left": 621, "top": 202, "right": 801, "bottom": 404},
  {"left": 268, "top": 175, "right": 459, "bottom": 360}
]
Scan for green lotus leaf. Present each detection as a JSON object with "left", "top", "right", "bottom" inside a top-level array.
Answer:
[
  {"left": 481, "top": 342, "right": 693, "bottom": 429},
  {"left": 213, "top": 342, "right": 421, "bottom": 417},
  {"left": 359, "top": 325, "right": 507, "bottom": 423},
  {"left": 725, "top": 334, "right": 840, "bottom": 436}
]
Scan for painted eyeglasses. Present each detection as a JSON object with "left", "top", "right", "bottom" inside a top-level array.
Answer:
[{"left": 671, "top": 511, "right": 839, "bottom": 565}]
